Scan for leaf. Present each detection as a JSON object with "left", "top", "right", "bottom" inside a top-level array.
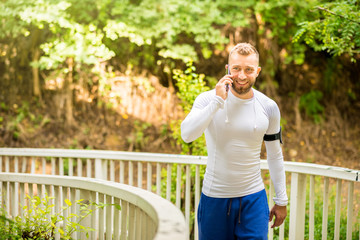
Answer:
[{"left": 64, "top": 199, "right": 72, "bottom": 206}]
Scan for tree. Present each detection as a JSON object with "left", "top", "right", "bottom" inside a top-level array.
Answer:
[{"left": 293, "top": 0, "right": 360, "bottom": 62}]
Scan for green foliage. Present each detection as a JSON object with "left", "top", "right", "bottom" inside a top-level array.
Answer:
[
  {"left": 4, "top": 101, "right": 50, "bottom": 140},
  {"left": 293, "top": 1, "right": 360, "bottom": 62},
  {"left": 0, "top": 195, "right": 94, "bottom": 239},
  {"left": 171, "top": 61, "right": 209, "bottom": 156},
  {"left": 299, "top": 90, "right": 324, "bottom": 124},
  {"left": 127, "top": 120, "right": 152, "bottom": 152},
  {"left": 255, "top": 0, "right": 319, "bottom": 65},
  {"left": 0, "top": 194, "right": 120, "bottom": 239}
]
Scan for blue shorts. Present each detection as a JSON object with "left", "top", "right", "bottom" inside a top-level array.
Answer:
[{"left": 197, "top": 189, "right": 269, "bottom": 240}]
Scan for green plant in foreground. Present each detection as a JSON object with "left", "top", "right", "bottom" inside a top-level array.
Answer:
[
  {"left": 171, "top": 61, "right": 209, "bottom": 156},
  {"left": 0, "top": 194, "right": 117, "bottom": 239}
]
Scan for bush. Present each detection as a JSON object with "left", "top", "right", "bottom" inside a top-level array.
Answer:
[{"left": 0, "top": 194, "right": 104, "bottom": 239}]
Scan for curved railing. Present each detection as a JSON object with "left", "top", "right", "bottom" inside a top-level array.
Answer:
[
  {"left": 0, "top": 148, "right": 359, "bottom": 240},
  {"left": 0, "top": 172, "right": 187, "bottom": 240}
]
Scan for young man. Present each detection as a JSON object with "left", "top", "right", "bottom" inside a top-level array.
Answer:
[{"left": 181, "top": 43, "right": 288, "bottom": 240}]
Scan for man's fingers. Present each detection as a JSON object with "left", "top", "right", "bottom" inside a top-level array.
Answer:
[
  {"left": 271, "top": 216, "right": 282, "bottom": 228},
  {"left": 269, "top": 210, "right": 274, "bottom": 222},
  {"left": 270, "top": 213, "right": 286, "bottom": 228}
]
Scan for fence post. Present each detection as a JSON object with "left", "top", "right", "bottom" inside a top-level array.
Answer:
[
  {"left": 95, "top": 158, "right": 107, "bottom": 180},
  {"left": 289, "top": 172, "right": 306, "bottom": 240},
  {"left": 79, "top": 189, "right": 92, "bottom": 239}
]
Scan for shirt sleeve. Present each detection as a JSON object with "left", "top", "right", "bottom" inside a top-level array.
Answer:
[
  {"left": 181, "top": 91, "right": 224, "bottom": 143},
  {"left": 265, "top": 102, "right": 288, "bottom": 206}
]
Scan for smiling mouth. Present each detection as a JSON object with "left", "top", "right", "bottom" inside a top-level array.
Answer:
[{"left": 236, "top": 81, "right": 248, "bottom": 86}]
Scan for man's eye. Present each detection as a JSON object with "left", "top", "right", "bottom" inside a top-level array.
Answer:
[{"left": 246, "top": 68, "right": 254, "bottom": 73}]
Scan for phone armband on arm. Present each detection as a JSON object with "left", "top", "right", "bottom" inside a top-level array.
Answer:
[{"left": 263, "top": 127, "right": 283, "bottom": 144}]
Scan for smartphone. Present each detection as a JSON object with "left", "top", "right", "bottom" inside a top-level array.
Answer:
[{"left": 226, "top": 67, "right": 230, "bottom": 92}]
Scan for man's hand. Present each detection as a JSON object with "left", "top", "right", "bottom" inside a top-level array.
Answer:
[
  {"left": 215, "top": 75, "right": 233, "bottom": 100},
  {"left": 269, "top": 204, "right": 287, "bottom": 228}
]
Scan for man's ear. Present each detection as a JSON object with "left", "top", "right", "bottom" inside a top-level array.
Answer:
[{"left": 257, "top": 67, "right": 261, "bottom": 76}]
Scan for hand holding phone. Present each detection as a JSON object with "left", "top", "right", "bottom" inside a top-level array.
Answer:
[{"left": 225, "top": 67, "right": 231, "bottom": 92}]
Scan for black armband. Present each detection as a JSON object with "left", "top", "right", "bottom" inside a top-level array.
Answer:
[{"left": 263, "top": 127, "right": 283, "bottom": 144}]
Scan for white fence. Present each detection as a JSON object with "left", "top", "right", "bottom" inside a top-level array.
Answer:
[
  {"left": 0, "top": 148, "right": 359, "bottom": 240},
  {"left": 0, "top": 172, "right": 187, "bottom": 240}
]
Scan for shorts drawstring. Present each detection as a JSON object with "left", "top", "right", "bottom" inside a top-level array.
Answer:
[
  {"left": 227, "top": 199, "right": 232, "bottom": 216},
  {"left": 238, "top": 198, "right": 242, "bottom": 224},
  {"left": 227, "top": 198, "right": 242, "bottom": 223}
]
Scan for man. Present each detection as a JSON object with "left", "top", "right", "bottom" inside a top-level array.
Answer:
[{"left": 181, "top": 43, "right": 288, "bottom": 240}]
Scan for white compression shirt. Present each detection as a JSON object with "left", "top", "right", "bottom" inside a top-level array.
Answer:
[{"left": 181, "top": 88, "right": 288, "bottom": 206}]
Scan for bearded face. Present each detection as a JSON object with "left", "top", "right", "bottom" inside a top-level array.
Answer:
[{"left": 228, "top": 53, "right": 261, "bottom": 98}]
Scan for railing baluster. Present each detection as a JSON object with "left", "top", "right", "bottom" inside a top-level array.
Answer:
[
  {"left": 62, "top": 187, "right": 68, "bottom": 236},
  {"left": 138, "top": 162, "right": 143, "bottom": 188},
  {"left": 68, "top": 158, "right": 73, "bottom": 176},
  {"left": 42, "top": 157, "right": 46, "bottom": 174},
  {"left": 4, "top": 181, "right": 10, "bottom": 214},
  {"left": 77, "top": 158, "right": 83, "bottom": 177},
  {"left": 176, "top": 164, "right": 181, "bottom": 208},
  {"left": 0, "top": 180, "right": 2, "bottom": 210},
  {"left": 14, "top": 156, "right": 19, "bottom": 173},
  {"left": 289, "top": 172, "right": 306, "bottom": 240},
  {"left": 21, "top": 156, "right": 27, "bottom": 173},
  {"left": 106, "top": 195, "right": 112, "bottom": 240},
  {"left": 110, "top": 160, "right": 115, "bottom": 182},
  {"left": 51, "top": 157, "right": 56, "bottom": 175},
  {"left": 54, "top": 185, "right": 60, "bottom": 240},
  {"left": 113, "top": 197, "right": 121, "bottom": 239},
  {"left": 120, "top": 161, "right": 125, "bottom": 184},
  {"left": 135, "top": 207, "right": 141, "bottom": 239},
  {"left": 98, "top": 193, "right": 105, "bottom": 240},
  {"left": 322, "top": 177, "right": 330, "bottom": 240},
  {"left": 279, "top": 221, "right": 285, "bottom": 240},
  {"left": 87, "top": 158, "right": 92, "bottom": 178},
  {"left": 14, "top": 157, "right": 19, "bottom": 217},
  {"left": 166, "top": 163, "right": 171, "bottom": 201},
  {"left": 156, "top": 163, "right": 161, "bottom": 195},
  {"left": 128, "top": 203, "right": 135, "bottom": 240},
  {"left": 334, "top": 179, "right": 342, "bottom": 240},
  {"left": 38, "top": 182, "right": 43, "bottom": 199},
  {"left": 147, "top": 162, "right": 152, "bottom": 191},
  {"left": 59, "top": 157, "right": 64, "bottom": 176},
  {"left": 0, "top": 156, "right": 2, "bottom": 172},
  {"left": 129, "top": 161, "right": 133, "bottom": 186},
  {"left": 195, "top": 165, "right": 200, "bottom": 240},
  {"left": 141, "top": 210, "right": 147, "bottom": 240},
  {"left": 309, "top": 175, "right": 315, "bottom": 240},
  {"left": 30, "top": 156, "right": 35, "bottom": 174},
  {"left": 120, "top": 200, "right": 128, "bottom": 240},
  {"left": 20, "top": 182, "right": 25, "bottom": 218},
  {"left": 70, "top": 188, "right": 77, "bottom": 239},
  {"left": 185, "top": 164, "right": 190, "bottom": 232},
  {"left": 346, "top": 181, "right": 354, "bottom": 240},
  {"left": 268, "top": 180, "right": 274, "bottom": 240},
  {"left": 6, "top": 156, "right": 10, "bottom": 173},
  {"left": 90, "top": 191, "right": 97, "bottom": 240},
  {"left": 28, "top": 183, "right": 33, "bottom": 201}
]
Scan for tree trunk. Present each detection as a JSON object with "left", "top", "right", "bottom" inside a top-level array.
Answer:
[
  {"left": 64, "top": 57, "right": 75, "bottom": 126},
  {"left": 32, "top": 48, "right": 41, "bottom": 100}
]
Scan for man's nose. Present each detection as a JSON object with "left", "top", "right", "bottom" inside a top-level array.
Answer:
[{"left": 237, "top": 70, "right": 246, "bottom": 80}]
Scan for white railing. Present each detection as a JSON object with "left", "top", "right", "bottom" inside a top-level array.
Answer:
[
  {"left": 0, "top": 148, "right": 359, "bottom": 240},
  {"left": 0, "top": 172, "right": 187, "bottom": 240}
]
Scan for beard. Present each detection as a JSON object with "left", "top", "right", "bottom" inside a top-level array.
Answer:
[{"left": 231, "top": 77, "right": 255, "bottom": 95}]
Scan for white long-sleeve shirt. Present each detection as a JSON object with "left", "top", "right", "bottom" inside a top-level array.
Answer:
[{"left": 181, "top": 88, "right": 288, "bottom": 206}]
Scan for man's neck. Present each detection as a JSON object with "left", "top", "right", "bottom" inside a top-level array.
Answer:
[{"left": 231, "top": 88, "right": 254, "bottom": 99}]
